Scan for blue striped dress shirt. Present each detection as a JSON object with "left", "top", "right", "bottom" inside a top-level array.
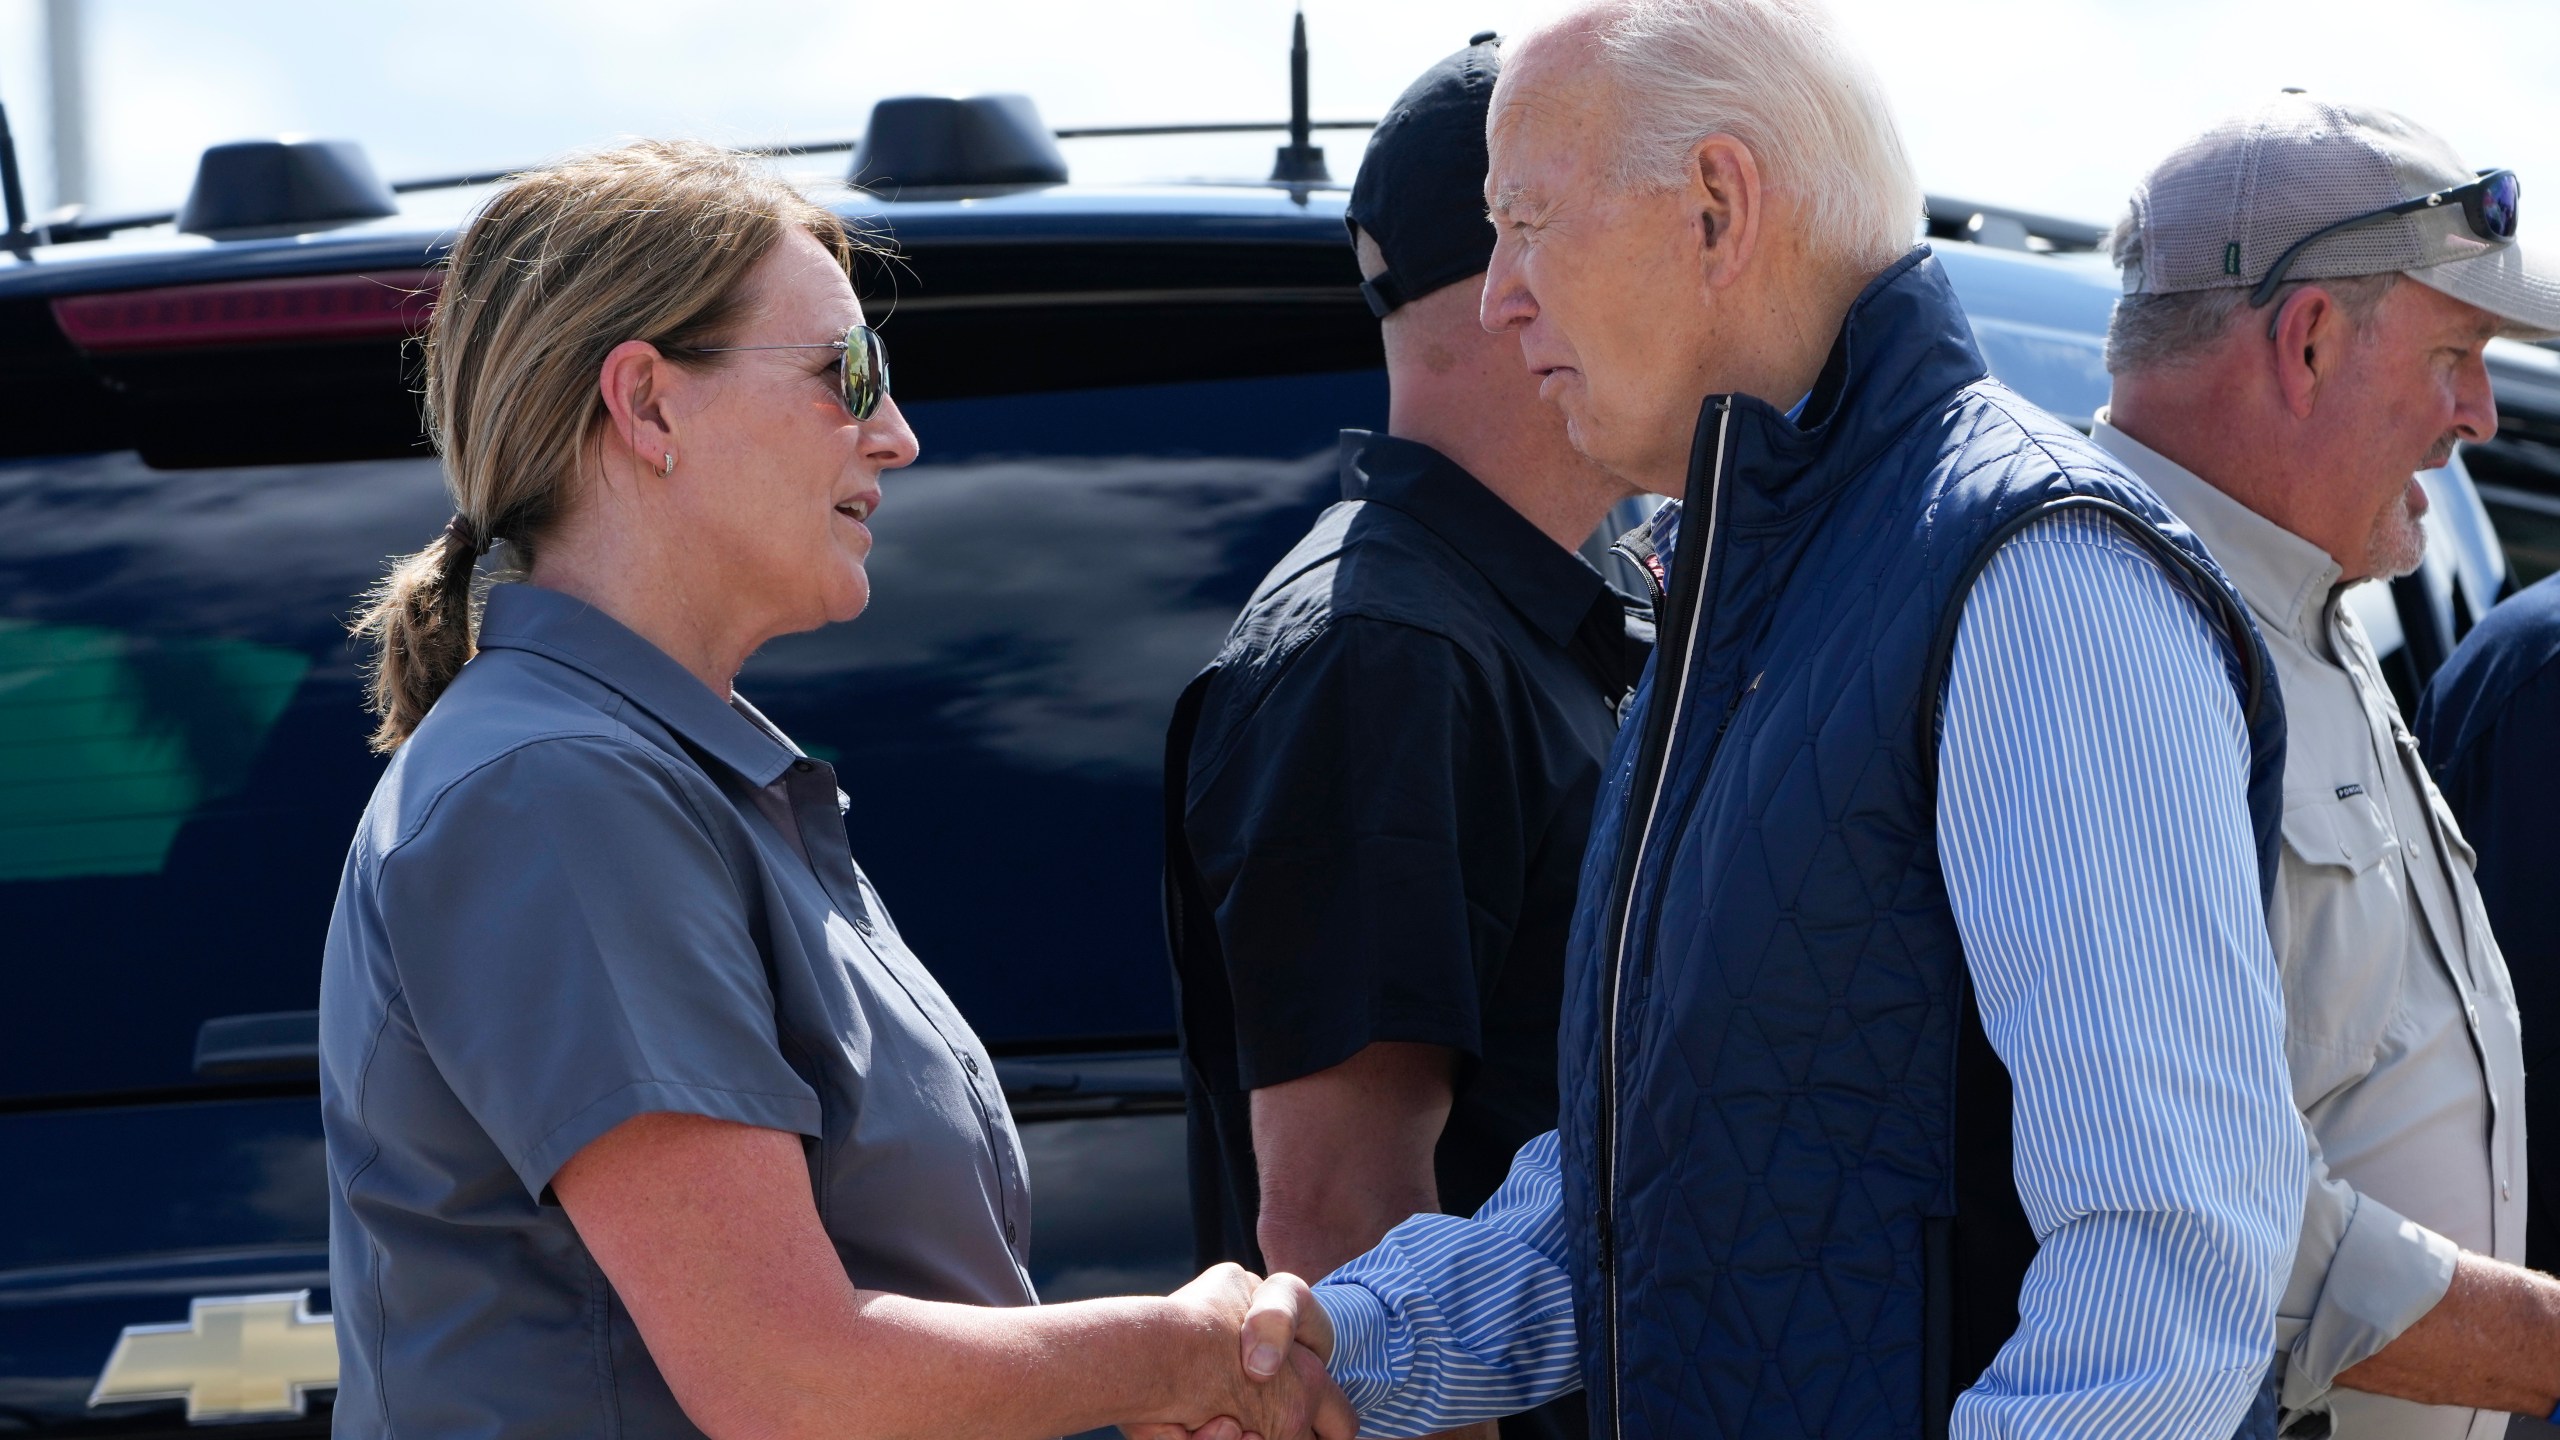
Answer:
[{"left": 1314, "top": 509, "right": 2306, "bottom": 1438}]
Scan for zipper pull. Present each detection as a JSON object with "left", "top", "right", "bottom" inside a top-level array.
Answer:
[{"left": 1712, "top": 670, "right": 1765, "bottom": 743}]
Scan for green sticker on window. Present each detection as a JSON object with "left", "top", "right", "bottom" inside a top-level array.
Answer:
[{"left": 0, "top": 621, "right": 310, "bottom": 881}]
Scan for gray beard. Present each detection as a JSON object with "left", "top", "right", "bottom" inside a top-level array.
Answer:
[{"left": 2364, "top": 497, "right": 2428, "bottom": 581}]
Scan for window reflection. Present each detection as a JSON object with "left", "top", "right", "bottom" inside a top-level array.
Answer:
[
  {"left": 754, "top": 445, "right": 1340, "bottom": 776},
  {"left": 0, "top": 622, "right": 309, "bottom": 880},
  {"left": 1969, "top": 317, "right": 2113, "bottom": 431}
]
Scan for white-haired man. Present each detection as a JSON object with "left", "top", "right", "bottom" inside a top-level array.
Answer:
[
  {"left": 1200, "top": 1, "right": 2310, "bottom": 1437},
  {"left": 2092, "top": 95, "right": 2560, "bottom": 1440}
]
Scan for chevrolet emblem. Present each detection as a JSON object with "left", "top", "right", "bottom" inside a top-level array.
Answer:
[{"left": 89, "top": 1290, "right": 339, "bottom": 1421}]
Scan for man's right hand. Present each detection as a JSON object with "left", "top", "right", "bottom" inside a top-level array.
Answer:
[
  {"left": 1238, "top": 1272, "right": 1336, "bottom": 1377},
  {"left": 1124, "top": 1264, "right": 1354, "bottom": 1440},
  {"left": 1238, "top": 1276, "right": 1496, "bottom": 1440}
]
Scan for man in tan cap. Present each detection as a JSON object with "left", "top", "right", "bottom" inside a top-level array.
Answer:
[{"left": 2094, "top": 92, "right": 2560, "bottom": 1438}]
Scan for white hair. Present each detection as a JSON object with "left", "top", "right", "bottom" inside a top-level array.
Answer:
[{"left": 1576, "top": 0, "right": 1922, "bottom": 272}]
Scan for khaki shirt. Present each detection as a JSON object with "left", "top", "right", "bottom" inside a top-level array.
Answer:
[{"left": 2094, "top": 418, "right": 2525, "bottom": 1440}]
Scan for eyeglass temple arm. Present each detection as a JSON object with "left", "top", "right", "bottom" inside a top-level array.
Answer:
[
  {"left": 687, "top": 341, "right": 850, "bottom": 354},
  {"left": 2249, "top": 171, "right": 2507, "bottom": 311},
  {"left": 2250, "top": 209, "right": 2393, "bottom": 309}
]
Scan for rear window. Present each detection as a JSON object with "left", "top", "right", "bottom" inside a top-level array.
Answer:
[
  {"left": 764, "top": 370, "right": 1383, "bottom": 1046},
  {"left": 0, "top": 277, "right": 1384, "bottom": 1101}
]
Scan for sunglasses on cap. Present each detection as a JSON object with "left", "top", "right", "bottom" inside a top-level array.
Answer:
[
  {"left": 682, "top": 322, "right": 892, "bottom": 421},
  {"left": 2249, "top": 168, "right": 2521, "bottom": 309}
]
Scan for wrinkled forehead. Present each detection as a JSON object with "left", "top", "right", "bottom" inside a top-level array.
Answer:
[
  {"left": 751, "top": 225, "right": 864, "bottom": 328},
  {"left": 1484, "top": 37, "right": 1612, "bottom": 202}
]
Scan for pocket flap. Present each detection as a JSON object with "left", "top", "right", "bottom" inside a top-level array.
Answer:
[{"left": 2280, "top": 793, "right": 2398, "bottom": 873}]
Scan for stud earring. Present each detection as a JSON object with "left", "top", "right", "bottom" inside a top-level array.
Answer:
[{"left": 659, "top": 452, "right": 676, "bottom": 477}]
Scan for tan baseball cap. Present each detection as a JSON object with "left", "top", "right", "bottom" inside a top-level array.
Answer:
[{"left": 2120, "top": 91, "right": 2560, "bottom": 340}]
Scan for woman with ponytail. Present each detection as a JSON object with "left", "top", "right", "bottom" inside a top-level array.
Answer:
[{"left": 320, "top": 141, "right": 1347, "bottom": 1440}]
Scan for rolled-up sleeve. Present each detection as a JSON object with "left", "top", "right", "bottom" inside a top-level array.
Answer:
[
  {"left": 377, "top": 735, "right": 821, "bottom": 1200},
  {"left": 2275, "top": 1137, "right": 2460, "bottom": 1413}
]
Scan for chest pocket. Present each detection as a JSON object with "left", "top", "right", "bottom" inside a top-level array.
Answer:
[{"left": 2274, "top": 791, "right": 2410, "bottom": 1108}]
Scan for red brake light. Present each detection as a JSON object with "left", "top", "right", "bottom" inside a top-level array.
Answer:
[{"left": 51, "top": 269, "right": 439, "bottom": 353}]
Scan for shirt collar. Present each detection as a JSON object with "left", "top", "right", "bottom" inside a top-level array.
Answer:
[
  {"left": 1339, "top": 431, "right": 1612, "bottom": 647},
  {"left": 2090, "top": 411, "right": 2344, "bottom": 645},
  {"left": 474, "top": 583, "right": 799, "bottom": 787}
]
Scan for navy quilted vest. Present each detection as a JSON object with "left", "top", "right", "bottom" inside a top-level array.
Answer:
[{"left": 1557, "top": 250, "right": 2286, "bottom": 1439}]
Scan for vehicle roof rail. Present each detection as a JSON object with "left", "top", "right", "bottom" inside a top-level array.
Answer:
[
  {"left": 13, "top": 110, "right": 1391, "bottom": 250},
  {"left": 385, "top": 133, "right": 868, "bottom": 195},
  {"left": 1924, "top": 195, "right": 2110, "bottom": 255}
]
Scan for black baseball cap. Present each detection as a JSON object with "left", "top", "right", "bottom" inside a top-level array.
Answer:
[{"left": 1346, "top": 33, "right": 1502, "bottom": 319}]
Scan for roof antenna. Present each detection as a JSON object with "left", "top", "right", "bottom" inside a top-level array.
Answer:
[
  {"left": 0, "top": 97, "right": 30, "bottom": 257},
  {"left": 1269, "top": 9, "right": 1330, "bottom": 184}
]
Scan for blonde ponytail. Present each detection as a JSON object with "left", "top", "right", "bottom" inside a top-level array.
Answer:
[{"left": 352, "top": 516, "right": 486, "bottom": 754}]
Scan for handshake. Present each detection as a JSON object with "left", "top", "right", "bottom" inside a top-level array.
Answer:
[{"left": 1124, "top": 1264, "right": 1357, "bottom": 1440}]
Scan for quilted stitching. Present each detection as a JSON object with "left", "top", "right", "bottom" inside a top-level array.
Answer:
[{"left": 1556, "top": 256, "right": 2283, "bottom": 1439}]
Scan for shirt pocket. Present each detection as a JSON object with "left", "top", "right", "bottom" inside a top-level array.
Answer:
[{"left": 2274, "top": 791, "right": 2409, "bottom": 1108}]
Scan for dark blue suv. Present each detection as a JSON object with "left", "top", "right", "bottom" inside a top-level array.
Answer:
[{"left": 4, "top": 103, "right": 2557, "bottom": 1440}]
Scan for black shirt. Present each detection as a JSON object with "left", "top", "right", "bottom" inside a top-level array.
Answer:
[
  {"left": 1165, "top": 431, "right": 1649, "bottom": 1270},
  {"left": 2418, "top": 569, "right": 2560, "bottom": 1276}
]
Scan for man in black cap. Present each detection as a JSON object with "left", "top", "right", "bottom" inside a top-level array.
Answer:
[{"left": 1162, "top": 36, "right": 1646, "bottom": 1440}]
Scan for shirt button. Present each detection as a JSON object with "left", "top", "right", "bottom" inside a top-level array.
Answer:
[
  {"left": 2504, "top": 1182, "right": 2513, "bottom": 1201},
  {"left": 1004, "top": 1219, "right": 1019, "bottom": 1245},
  {"left": 963, "top": 1054, "right": 980, "bottom": 1076},
  {"left": 793, "top": 759, "right": 814, "bottom": 773}
]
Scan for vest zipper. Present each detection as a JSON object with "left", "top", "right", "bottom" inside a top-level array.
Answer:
[{"left": 1597, "top": 397, "right": 1734, "bottom": 1438}]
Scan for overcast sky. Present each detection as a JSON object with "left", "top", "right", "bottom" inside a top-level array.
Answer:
[{"left": 2, "top": 0, "right": 2556, "bottom": 234}]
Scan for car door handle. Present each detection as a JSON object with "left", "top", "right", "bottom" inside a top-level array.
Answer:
[{"left": 194, "top": 1011, "right": 319, "bottom": 1078}]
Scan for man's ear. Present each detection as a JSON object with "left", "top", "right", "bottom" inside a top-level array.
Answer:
[
  {"left": 1687, "top": 135, "right": 1763, "bottom": 292},
  {"left": 596, "top": 340, "right": 679, "bottom": 480},
  {"left": 2269, "top": 286, "right": 2345, "bottom": 420}
]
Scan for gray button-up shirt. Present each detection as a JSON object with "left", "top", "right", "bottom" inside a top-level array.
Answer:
[
  {"left": 2094, "top": 418, "right": 2525, "bottom": 1440},
  {"left": 319, "top": 583, "right": 1034, "bottom": 1439}
]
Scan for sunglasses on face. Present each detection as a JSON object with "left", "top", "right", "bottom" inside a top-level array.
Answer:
[
  {"left": 2249, "top": 168, "right": 2522, "bottom": 308},
  {"left": 684, "top": 322, "right": 892, "bottom": 421}
]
